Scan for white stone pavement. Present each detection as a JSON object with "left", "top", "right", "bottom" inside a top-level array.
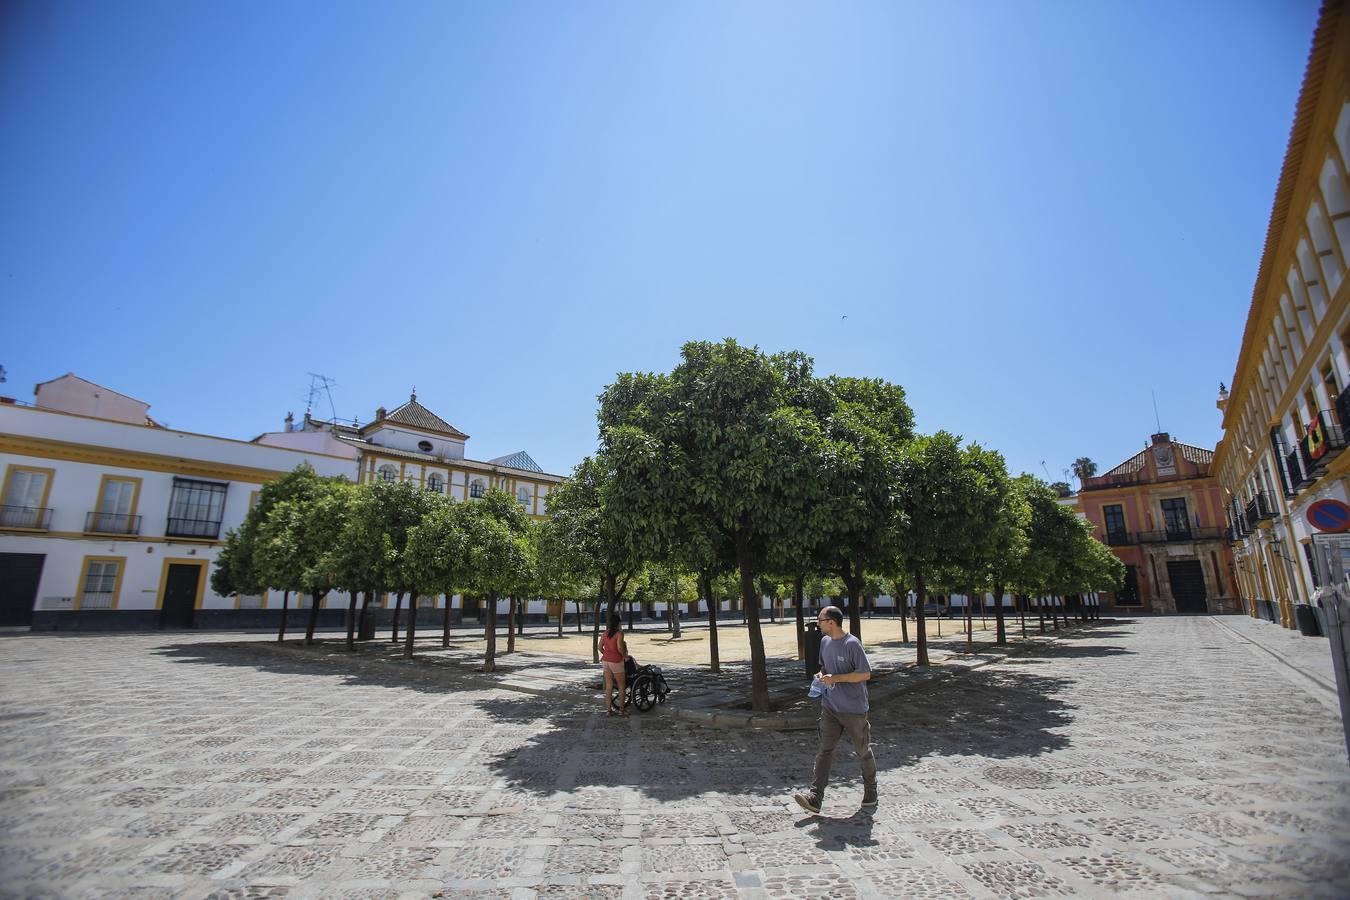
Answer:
[{"left": 0, "top": 617, "right": 1347, "bottom": 899}]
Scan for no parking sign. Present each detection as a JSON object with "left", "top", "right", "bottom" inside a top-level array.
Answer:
[{"left": 1307, "top": 499, "right": 1350, "bottom": 533}]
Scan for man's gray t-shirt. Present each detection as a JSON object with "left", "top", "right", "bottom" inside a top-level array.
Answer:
[{"left": 820, "top": 633, "right": 870, "bottom": 715}]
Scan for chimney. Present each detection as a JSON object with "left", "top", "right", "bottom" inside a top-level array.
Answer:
[
  {"left": 375, "top": 406, "right": 386, "bottom": 421},
  {"left": 284, "top": 411, "right": 294, "bottom": 432}
]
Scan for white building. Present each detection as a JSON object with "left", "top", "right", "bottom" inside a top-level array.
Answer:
[{"left": 0, "top": 375, "right": 564, "bottom": 630}]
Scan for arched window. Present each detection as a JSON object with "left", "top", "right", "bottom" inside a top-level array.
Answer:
[
  {"left": 378, "top": 464, "right": 397, "bottom": 483},
  {"left": 427, "top": 473, "right": 443, "bottom": 493},
  {"left": 469, "top": 478, "right": 486, "bottom": 499}
]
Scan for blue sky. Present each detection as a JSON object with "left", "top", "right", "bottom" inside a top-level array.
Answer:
[{"left": 0, "top": 0, "right": 1321, "bottom": 480}]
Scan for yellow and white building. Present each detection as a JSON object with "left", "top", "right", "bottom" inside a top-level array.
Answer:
[
  {"left": 1214, "top": 0, "right": 1350, "bottom": 631},
  {"left": 0, "top": 375, "right": 564, "bottom": 630}
]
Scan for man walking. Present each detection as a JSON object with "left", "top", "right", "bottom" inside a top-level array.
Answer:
[{"left": 794, "top": 605, "right": 878, "bottom": 815}]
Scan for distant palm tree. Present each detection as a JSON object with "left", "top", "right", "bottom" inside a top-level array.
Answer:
[{"left": 1072, "top": 457, "right": 1098, "bottom": 488}]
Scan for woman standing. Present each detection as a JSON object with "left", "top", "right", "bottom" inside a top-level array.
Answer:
[{"left": 600, "top": 612, "right": 629, "bottom": 716}]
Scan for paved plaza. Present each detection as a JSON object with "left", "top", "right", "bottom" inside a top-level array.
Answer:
[{"left": 1, "top": 617, "right": 1348, "bottom": 899}]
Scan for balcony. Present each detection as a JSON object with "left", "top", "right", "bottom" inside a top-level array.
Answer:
[
  {"left": 1244, "top": 492, "right": 1277, "bottom": 524},
  {"left": 0, "top": 505, "right": 52, "bottom": 530},
  {"left": 1104, "top": 530, "right": 1134, "bottom": 546},
  {"left": 1337, "top": 384, "right": 1350, "bottom": 432},
  {"left": 166, "top": 517, "right": 222, "bottom": 540},
  {"left": 1298, "top": 411, "right": 1347, "bottom": 478},
  {"left": 1138, "top": 527, "right": 1225, "bottom": 544},
  {"left": 85, "top": 511, "right": 141, "bottom": 535},
  {"left": 1287, "top": 446, "right": 1314, "bottom": 491}
]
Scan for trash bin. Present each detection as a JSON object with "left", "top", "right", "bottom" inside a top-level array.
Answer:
[
  {"left": 804, "top": 622, "right": 823, "bottom": 677},
  {"left": 358, "top": 610, "right": 376, "bottom": 641},
  {"left": 1295, "top": 604, "right": 1323, "bottom": 637}
]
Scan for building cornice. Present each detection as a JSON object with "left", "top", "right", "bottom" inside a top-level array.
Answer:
[{"left": 0, "top": 433, "right": 295, "bottom": 485}]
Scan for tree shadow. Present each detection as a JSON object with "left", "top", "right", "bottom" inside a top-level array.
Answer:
[
  {"left": 473, "top": 666, "right": 1079, "bottom": 803},
  {"left": 151, "top": 635, "right": 1089, "bottom": 806}
]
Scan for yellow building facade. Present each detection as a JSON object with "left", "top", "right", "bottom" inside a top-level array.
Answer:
[{"left": 1214, "top": 0, "right": 1350, "bottom": 631}]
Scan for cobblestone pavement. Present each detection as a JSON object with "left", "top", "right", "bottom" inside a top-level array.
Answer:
[{"left": 1, "top": 617, "right": 1347, "bottom": 898}]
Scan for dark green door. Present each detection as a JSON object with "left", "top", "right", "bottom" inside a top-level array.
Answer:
[
  {"left": 160, "top": 564, "right": 199, "bottom": 628},
  {"left": 1167, "top": 560, "right": 1208, "bottom": 613},
  {"left": 0, "top": 553, "right": 44, "bottom": 626}
]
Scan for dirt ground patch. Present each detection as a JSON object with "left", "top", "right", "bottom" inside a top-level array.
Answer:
[{"left": 451, "top": 616, "right": 1004, "bottom": 666}]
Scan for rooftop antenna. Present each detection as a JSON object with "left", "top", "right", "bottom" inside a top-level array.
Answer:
[
  {"left": 305, "top": 373, "right": 338, "bottom": 422},
  {"left": 1151, "top": 389, "right": 1162, "bottom": 433}
]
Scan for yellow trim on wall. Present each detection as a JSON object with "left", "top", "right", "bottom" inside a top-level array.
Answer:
[
  {"left": 0, "top": 434, "right": 292, "bottom": 484},
  {"left": 94, "top": 472, "right": 143, "bottom": 519},
  {"left": 154, "top": 558, "right": 210, "bottom": 610},
  {"left": 74, "top": 555, "right": 126, "bottom": 610},
  {"left": 0, "top": 463, "right": 56, "bottom": 511}
]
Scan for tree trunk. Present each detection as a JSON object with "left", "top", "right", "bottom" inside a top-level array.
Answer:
[
  {"left": 845, "top": 570, "right": 863, "bottom": 639},
  {"left": 278, "top": 590, "right": 290, "bottom": 642},
  {"left": 736, "top": 538, "right": 770, "bottom": 712},
  {"left": 704, "top": 572, "right": 720, "bottom": 673},
  {"left": 965, "top": 586, "right": 975, "bottom": 650},
  {"left": 993, "top": 583, "right": 1007, "bottom": 645},
  {"left": 507, "top": 596, "right": 517, "bottom": 654},
  {"left": 1037, "top": 595, "right": 1046, "bottom": 633},
  {"left": 627, "top": 597, "right": 635, "bottom": 633},
  {"left": 391, "top": 592, "right": 403, "bottom": 643},
  {"left": 483, "top": 590, "right": 498, "bottom": 672},
  {"left": 305, "top": 591, "right": 322, "bottom": 645},
  {"left": 557, "top": 598, "right": 564, "bottom": 637},
  {"left": 359, "top": 590, "right": 373, "bottom": 643},
  {"left": 895, "top": 582, "right": 909, "bottom": 643},
  {"left": 403, "top": 594, "right": 418, "bottom": 658},
  {"left": 913, "top": 571, "right": 931, "bottom": 667},
  {"left": 346, "top": 591, "right": 358, "bottom": 651},
  {"left": 1018, "top": 594, "right": 1027, "bottom": 638},
  {"left": 669, "top": 590, "right": 681, "bottom": 638},
  {"left": 443, "top": 593, "right": 453, "bottom": 647},
  {"left": 794, "top": 575, "right": 806, "bottom": 660},
  {"left": 575, "top": 599, "right": 583, "bottom": 633}
]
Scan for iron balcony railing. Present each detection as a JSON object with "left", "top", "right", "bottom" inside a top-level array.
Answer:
[
  {"left": 1244, "top": 492, "right": 1277, "bottom": 523},
  {"left": 85, "top": 511, "right": 141, "bottom": 535},
  {"left": 1299, "top": 410, "right": 1347, "bottom": 478},
  {"left": 166, "top": 516, "right": 223, "bottom": 539},
  {"left": 1287, "top": 446, "right": 1314, "bottom": 491},
  {"left": 1104, "top": 530, "right": 1134, "bottom": 546},
  {"left": 1138, "top": 526, "right": 1225, "bottom": 544},
  {"left": 1337, "top": 384, "right": 1350, "bottom": 434},
  {"left": 0, "top": 505, "right": 52, "bottom": 530}
]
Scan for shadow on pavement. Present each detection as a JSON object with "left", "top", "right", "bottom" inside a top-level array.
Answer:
[{"left": 153, "top": 633, "right": 1093, "bottom": 804}]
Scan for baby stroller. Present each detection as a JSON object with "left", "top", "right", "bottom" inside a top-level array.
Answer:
[{"left": 611, "top": 655, "right": 671, "bottom": 713}]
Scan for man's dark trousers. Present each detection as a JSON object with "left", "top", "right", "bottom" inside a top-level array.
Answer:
[{"left": 812, "top": 705, "right": 877, "bottom": 797}]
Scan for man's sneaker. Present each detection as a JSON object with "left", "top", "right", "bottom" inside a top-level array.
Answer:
[
  {"left": 860, "top": 790, "right": 878, "bottom": 815},
  {"left": 793, "top": 790, "right": 822, "bottom": 814}
]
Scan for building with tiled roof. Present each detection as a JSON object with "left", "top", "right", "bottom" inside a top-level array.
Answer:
[
  {"left": 1079, "top": 432, "right": 1240, "bottom": 616},
  {"left": 255, "top": 391, "right": 563, "bottom": 520}
]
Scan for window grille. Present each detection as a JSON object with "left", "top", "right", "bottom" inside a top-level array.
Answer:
[{"left": 167, "top": 478, "right": 227, "bottom": 538}]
